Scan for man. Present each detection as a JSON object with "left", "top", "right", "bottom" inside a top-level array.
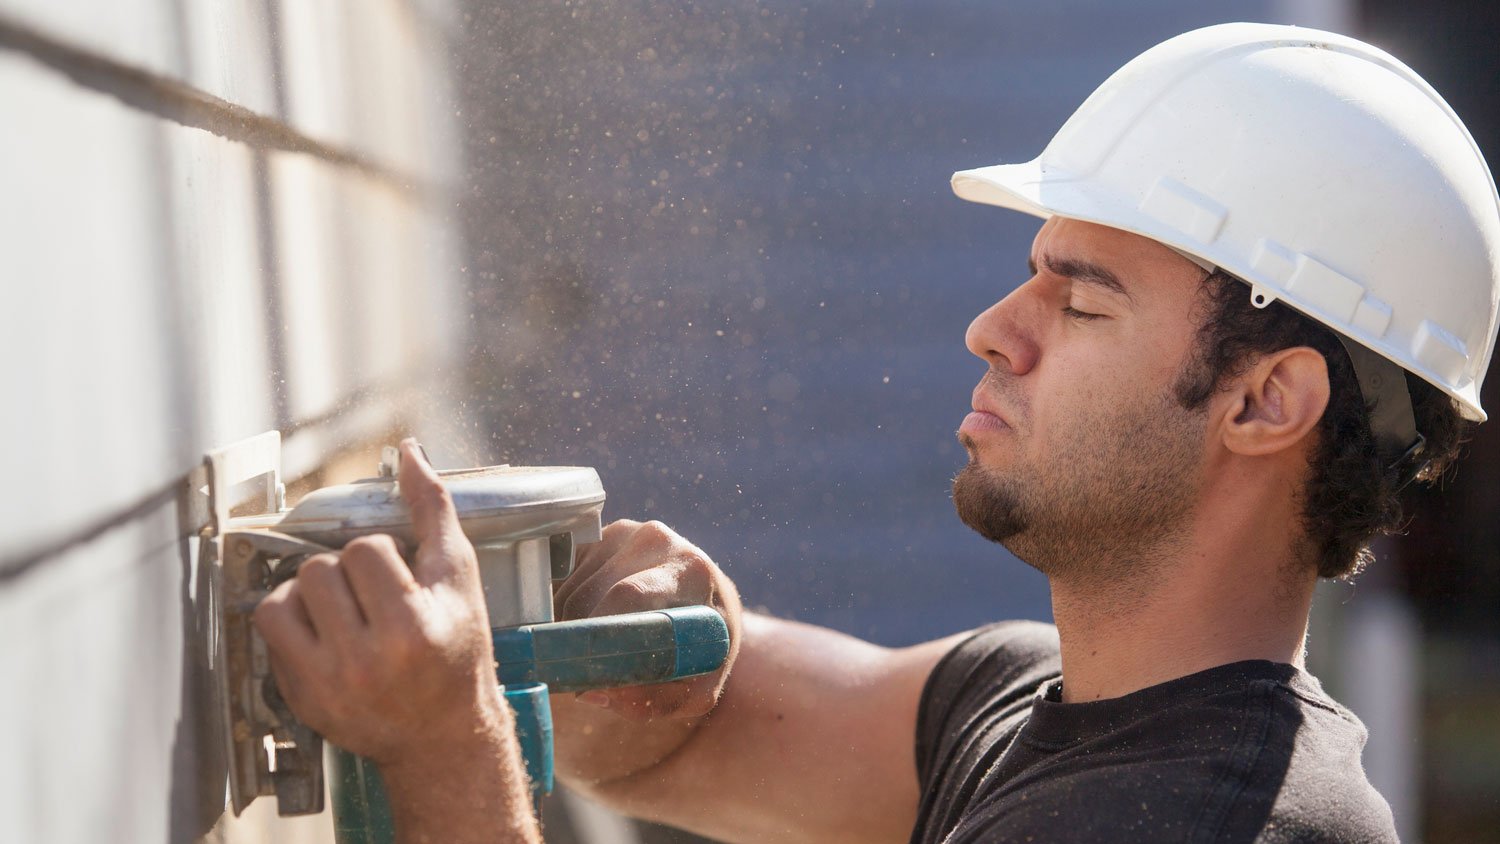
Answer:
[{"left": 254, "top": 23, "right": 1499, "bottom": 843}]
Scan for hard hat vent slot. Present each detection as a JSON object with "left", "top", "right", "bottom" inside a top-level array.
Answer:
[
  {"left": 1351, "top": 295, "right": 1394, "bottom": 338},
  {"left": 1138, "top": 177, "right": 1227, "bottom": 245},
  {"left": 1250, "top": 238, "right": 1297, "bottom": 285},
  {"left": 1286, "top": 255, "right": 1365, "bottom": 323},
  {"left": 1412, "top": 320, "right": 1469, "bottom": 383}
]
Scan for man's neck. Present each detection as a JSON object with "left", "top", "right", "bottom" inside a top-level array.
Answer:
[{"left": 1045, "top": 490, "right": 1318, "bottom": 704}]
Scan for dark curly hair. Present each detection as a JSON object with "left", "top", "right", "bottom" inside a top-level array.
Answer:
[{"left": 1173, "top": 271, "right": 1470, "bottom": 579}]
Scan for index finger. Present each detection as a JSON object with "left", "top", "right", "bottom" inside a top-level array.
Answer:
[{"left": 396, "top": 438, "right": 471, "bottom": 586}]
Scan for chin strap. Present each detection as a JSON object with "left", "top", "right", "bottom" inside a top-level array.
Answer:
[{"left": 1335, "top": 335, "right": 1429, "bottom": 489}]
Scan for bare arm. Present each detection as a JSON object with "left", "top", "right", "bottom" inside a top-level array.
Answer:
[
  {"left": 550, "top": 520, "right": 970, "bottom": 843},
  {"left": 569, "top": 614, "right": 967, "bottom": 843}
]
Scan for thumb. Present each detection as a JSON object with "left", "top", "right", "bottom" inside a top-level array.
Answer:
[{"left": 397, "top": 438, "right": 468, "bottom": 585}]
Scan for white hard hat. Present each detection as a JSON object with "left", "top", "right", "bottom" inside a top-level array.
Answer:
[{"left": 952, "top": 22, "right": 1500, "bottom": 432}]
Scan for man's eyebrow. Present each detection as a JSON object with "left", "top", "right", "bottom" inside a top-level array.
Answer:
[{"left": 1029, "top": 254, "right": 1134, "bottom": 302}]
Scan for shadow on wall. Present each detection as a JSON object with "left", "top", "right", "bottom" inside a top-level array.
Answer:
[{"left": 168, "top": 495, "right": 227, "bottom": 842}]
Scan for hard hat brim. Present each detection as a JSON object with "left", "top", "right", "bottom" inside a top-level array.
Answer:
[
  {"left": 952, "top": 161, "right": 1077, "bottom": 224},
  {"left": 952, "top": 161, "right": 1219, "bottom": 271}
]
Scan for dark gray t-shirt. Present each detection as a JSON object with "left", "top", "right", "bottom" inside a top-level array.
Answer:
[{"left": 910, "top": 621, "right": 1397, "bottom": 843}]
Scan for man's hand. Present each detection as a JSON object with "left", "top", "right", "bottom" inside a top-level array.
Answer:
[
  {"left": 252, "top": 439, "right": 539, "bottom": 843},
  {"left": 554, "top": 519, "right": 743, "bottom": 721}
]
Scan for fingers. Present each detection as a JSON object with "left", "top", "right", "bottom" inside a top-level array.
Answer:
[
  {"left": 295, "top": 553, "right": 367, "bottom": 635},
  {"left": 340, "top": 534, "right": 421, "bottom": 627},
  {"left": 255, "top": 538, "right": 417, "bottom": 681},
  {"left": 579, "top": 563, "right": 726, "bottom": 719},
  {"left": 563, "top": 519, "right": 642, "bottom": 592},
  {"left": 398, "top": 438, "right": 455, "bottom": 545},
  {"left": 551, "top": 519, "right": 744, "bottom": 728},
  {"left": 554, "top": 519, "right": 645, "bottom": 615},
  {"left": 586, "top": 563, "right": 716, "bottom": 619},
  {"left": 396, "top": 439, "right": 472, "bottom": 587},
  {"left": 558, "top": 521, "right": 714, "bottom": 620},
  {"left": 254, "top": 577, "right": 329, "bottom": 727},
  {"left": 255, "top": 579, "right": 319, "bottom": 653},
  {"left": 553, "top": 521, "right": 732, "bottom": 721}
]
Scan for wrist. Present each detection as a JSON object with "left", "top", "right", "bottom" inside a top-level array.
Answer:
[
  {"left": 377, "top": 687, "right": 542, "bottom": 844},
  {"left": 378, "top": 681, "right": 513, "bottom": 787}
]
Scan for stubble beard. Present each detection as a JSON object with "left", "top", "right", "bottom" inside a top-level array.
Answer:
[{"left": 952, "top": 386, "right": 1206, "bottom": 588}]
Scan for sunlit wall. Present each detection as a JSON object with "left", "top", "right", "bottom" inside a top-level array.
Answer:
[{"left": 0, "top": 2, "right": 467, "bottom": 840}]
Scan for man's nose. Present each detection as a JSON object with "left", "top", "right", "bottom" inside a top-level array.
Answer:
[{"left": 965, "top": 285, "right": 1040, "bottom": 376}]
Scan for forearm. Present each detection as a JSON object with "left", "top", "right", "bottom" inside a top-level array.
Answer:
[
  {"left": 380, "top": 694, "right": 542, "bottom": 844},
  {"left": 558, "top": 613, "right": 968, "bottom": 844}
]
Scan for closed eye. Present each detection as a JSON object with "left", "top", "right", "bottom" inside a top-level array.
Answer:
[{"left": 1062, "top": 305, "right": 1105, "bottom": 322}]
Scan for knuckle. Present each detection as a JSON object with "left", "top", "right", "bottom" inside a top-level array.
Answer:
[
  {"left": 681, "top": 553, "right": 716, "bottom": 580},
  {"left": 407, "top": 615, "right": 445, "bottom": 652},
  {"left": 682, "top": 557, "right": 723, "bottom": 601},
  {"left": 638, "top": 520, "right": 673, "bottom": 542},
  {"left": 253, "top": 583, "right": 299, "bottom": 627},
  {"left": 297, "top": 553, "right": 339, "bottom": 581},
  {"left": 376, "top": 618, "right": 421, "bottom": 660},
  {"left": 378, "top": 634, "right": 415, "bottom": 668},
  {"left": 560, "top": 589, "right": 596, "bottom": 621},
  {"left": 436, "top": 532, "right": 476, "bottom": 564},
  {"left": 604, "top": 518, "right": 642, "bottom": 535},
  {"left": 601, "top": 577, "right": 655, "bottom": 609},
  {"left": 251, "top": 594, "right": 282, "bottom": 627},
  {"left": 419, "top": 483, "right": 455, "bottom": 514},
  {"left": 344, "top": 534, "right": 398, "bottom": 559}
]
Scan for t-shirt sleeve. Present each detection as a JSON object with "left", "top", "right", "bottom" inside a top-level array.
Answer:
[{"left": 913, "top": 620, "right": 1061, "bottom": 788}]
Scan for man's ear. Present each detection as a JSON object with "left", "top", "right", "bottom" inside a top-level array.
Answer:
[{"left": 1218, "top": 347, "right": 1330, "bottom": 457}]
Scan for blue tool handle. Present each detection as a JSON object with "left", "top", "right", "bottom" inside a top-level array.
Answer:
[
  {"left": 504, "top": 683, "right": 553, "bottom": 802},
  {"left": 492, "top": 605, "right": 730, "bottom": 693}
]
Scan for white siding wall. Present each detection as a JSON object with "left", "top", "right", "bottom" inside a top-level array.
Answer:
[{"left": 0, "top": 2, "right": 466, "bottom": 841}]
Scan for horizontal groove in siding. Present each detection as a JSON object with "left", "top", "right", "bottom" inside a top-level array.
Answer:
[
  {"left": 0, "top": 13, "right": 428, "bottom": 201},
  {"left": 0, "top": 365, "right": 441, "bottom": 582},
  {"left": 0, "top": 475, "right": 185, "bottom": 586}
]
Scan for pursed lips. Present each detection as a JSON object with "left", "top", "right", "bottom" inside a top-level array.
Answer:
[
  {"left": 970, "top": 386, "right": 1010, "bottom": 426},
  {"left": 962, "top": 385, "right": 1012, "bottom": 435}
]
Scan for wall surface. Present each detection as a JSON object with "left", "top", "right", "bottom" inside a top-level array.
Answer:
[{"left": 0, "top": 2, "right": 468, "bottom": 841}]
